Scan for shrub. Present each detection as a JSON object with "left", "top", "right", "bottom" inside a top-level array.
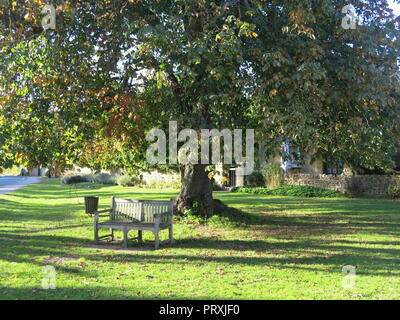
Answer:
[
  {"left": 246, "top": 171, "right": 265, "bottom": 187},
  {"left": 144, "top": 176, "right": 181, "bottom": 189},
  {"left": 231, "top": 187, "right": 269, "bottom": 194},
  {"left": 179, "top": 200, "right": 263, "bottom": 227},
  {"left": 232, "top": 185, "right": 343, "bottom": 198},
  {"left": 0, "top": 166, "right": 22, "bottom": 176},
  {"left": 89, "top": 173, "right": 116, "bottom": 185},
  {"left": 260, "top": 163, "right": 283, "bottom": 188},
  {"left": 115, "top": 174, "right": 141, "bottom": 187},
  {"left": 212, "top": 183, "right": 224, "bottom": 191},
  {"left": 387, "top": 185, "right": 400, "bottom": 199},
  {"left": 61, "top": 175, "right": 89, "bottom": 185},
  {"left": 62, "top": 173, "right": 117, "bottom": 185},
  {"left": 182, "top": 201, "right": 206, "bottom": 223}
]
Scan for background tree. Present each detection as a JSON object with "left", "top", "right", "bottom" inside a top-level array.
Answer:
[{"left": 0, "top": 0, "right": 399, "bottom": 216}]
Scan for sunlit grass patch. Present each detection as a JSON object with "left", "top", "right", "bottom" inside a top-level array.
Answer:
[{"left": 0, "top": 179, "right": 399, "bottom": 300}]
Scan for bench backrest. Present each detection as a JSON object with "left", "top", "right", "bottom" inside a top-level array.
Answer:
[{"left": 111, "top": 198, "right": 173, "bottom": 223}]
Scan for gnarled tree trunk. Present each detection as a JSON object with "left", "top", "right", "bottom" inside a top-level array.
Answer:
[{"left": 175, "top": 163, "right": 214, "bottom": 218}]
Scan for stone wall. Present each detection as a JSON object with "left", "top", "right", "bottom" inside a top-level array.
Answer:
[{"left": 284, "top": 174, "right": 400, "bottom": 197}]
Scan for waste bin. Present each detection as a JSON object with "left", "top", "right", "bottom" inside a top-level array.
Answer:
[{"left": 84, "top": 196, "right": 99, "bottom": 215}]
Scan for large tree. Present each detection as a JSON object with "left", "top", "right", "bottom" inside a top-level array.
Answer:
[{"left": 0, "top": 0, "right": 399, "bottom": 216}]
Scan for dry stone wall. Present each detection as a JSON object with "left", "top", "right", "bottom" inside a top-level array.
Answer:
[{"left": 284, "top": 174, "right": 400, "bottom": 197}]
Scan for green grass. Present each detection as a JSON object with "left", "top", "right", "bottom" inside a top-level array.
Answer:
[
  {"left": 0, "top": 179, "right": 399, "bottom": 300},
  {"left": 231, "top": 185, "right": 344, "bottom": 198}
]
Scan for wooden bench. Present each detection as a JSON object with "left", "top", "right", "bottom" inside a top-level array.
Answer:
[{"left": 94, "top": 197, "right": 174, "bottom": 249}]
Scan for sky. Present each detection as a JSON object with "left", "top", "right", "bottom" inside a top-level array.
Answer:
[{"left": 389, "top": 0, "right": 400, "bottom": 15}]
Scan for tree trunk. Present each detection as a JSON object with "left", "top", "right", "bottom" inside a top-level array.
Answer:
[{"left": 175, "top": 164, "right": 214, "bottom": 218}]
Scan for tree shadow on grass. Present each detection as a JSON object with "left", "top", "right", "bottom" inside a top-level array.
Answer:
[
  {"left": 216, "top": 195, "right": 400, "bottom": 215},
  {"left": 95, "top": 240, "right": 400, "bottom": 277},
  {"left": 0, "top": 286, "right": 219, "bottom": 300},
  {"left": 0, "top": 286, "right": 169, "bottom": 300},
  {"left": 0, "top": 198, "right": 83, "bottom": 222},
  {"left": 210, "top": 202, "right": 400, "bottom": 240},
  {"left": 1, "top": 229, "right": 399, "bottom": 278}
]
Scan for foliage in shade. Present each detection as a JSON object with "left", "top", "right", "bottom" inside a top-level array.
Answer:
[
  {"left": 245, "top": 170, "right": 265, "bottom": 187},
  {"left": 61, "top": 175, "right": 90, "bottom": 185},
  {"left": 61, "top": 173, "right": 116, "bottom": 185},
  {"left": 89, "top": 173, "right": 117, "bottom": 185},
  {"left": 115, "top": 174, "right": 141, "bottom": 187},
  {"left": 260, "top": 163, "right": 284, "bottom": 188},
  {"left": 386, "top": 184, "right": 400, "bottom": 199},
  {"left": 231, "top": 185, "right": 345, "bottom": 198}
]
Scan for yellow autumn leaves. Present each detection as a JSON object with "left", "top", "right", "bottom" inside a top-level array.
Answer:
[{"left": 269, "top": 89, "right": 278, "bottom": 98}]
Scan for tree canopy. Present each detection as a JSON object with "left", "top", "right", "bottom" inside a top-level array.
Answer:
[{"left": 0, "top": 0, "right": 399, "bottom": 214}]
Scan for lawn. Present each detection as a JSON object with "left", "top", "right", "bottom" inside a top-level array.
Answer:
[{"left": 0, "top": 179, "right": 399, "bottom": 300}]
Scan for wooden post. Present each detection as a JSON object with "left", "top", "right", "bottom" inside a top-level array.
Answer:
[
  {"left": 140, "top": 201, "right": 145, "bottom": 222},
  {"left": 168, "top": 225, "right": 173, "bottom": 244},
  {"left": 123, "top": 227, "right": 128, "bottom": 248},
  {"left": 111, "top": 196, "right": 115, "bottom": 216},
  {"left": 94, "top": 214, "right": 99, "bottom": 244},
  {"left": 110, "top": 197, "right": 115, "bottom": 241},
  {"left": 154, "top": 231, "right": 160, "bottom": 250},
  {"left": 154, "top": 216, "right": 160, "bottom": 249},
  {"left": 169, "top": 200, "right": 174, "bottom": 244}
]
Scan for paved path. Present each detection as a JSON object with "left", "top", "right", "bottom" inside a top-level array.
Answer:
[{"left": 0, "top": 176, "right": 43, "bottom": 194}]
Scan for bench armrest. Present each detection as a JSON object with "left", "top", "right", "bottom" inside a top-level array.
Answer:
[
  {"left": 94, "top": 209, "right": 112, "bottom": 223},
  {"left": 154, "top": 211, "right": 173, "bottom": 224},
  {"left": 94, "top": 209, "right": 112, "bottom": 215},
  {"left": 154, "top": 211, "right": 171, "bottom": 217}
]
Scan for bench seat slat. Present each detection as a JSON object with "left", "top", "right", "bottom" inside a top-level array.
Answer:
[
  {"left": 94, "top": 197, "right": 174, "bottom": 249},
  {"left": 98, "top": 221, "right": 170, "bottom": 230}
]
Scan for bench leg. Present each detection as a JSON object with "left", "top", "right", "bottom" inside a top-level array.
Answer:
[
  {"left": 123, "top": 228, "right": 128, "bottom": 248},
  {"left": 94, "top": 225, "right": 99, "bottom": 244},
  {"left": 154, "top": 230, "right": 160, "bottom": 250},
  {"left": 110, "top": 228, "right": 114, "bottom": 241},
  {"left": 138, "top": 230, "right": 143, "bottom": 244},
  {"left": 169, "top": 225, "right": 173, "bottom": 244}
]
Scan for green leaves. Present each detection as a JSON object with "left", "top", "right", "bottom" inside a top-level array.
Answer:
[{"left": 0, "top": 0, "right": 399, "bottom": 173}]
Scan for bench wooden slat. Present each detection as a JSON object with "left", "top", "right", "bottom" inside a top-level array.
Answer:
[{"left": 94, "top": 198, "right": 174, "bottom": 249}]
